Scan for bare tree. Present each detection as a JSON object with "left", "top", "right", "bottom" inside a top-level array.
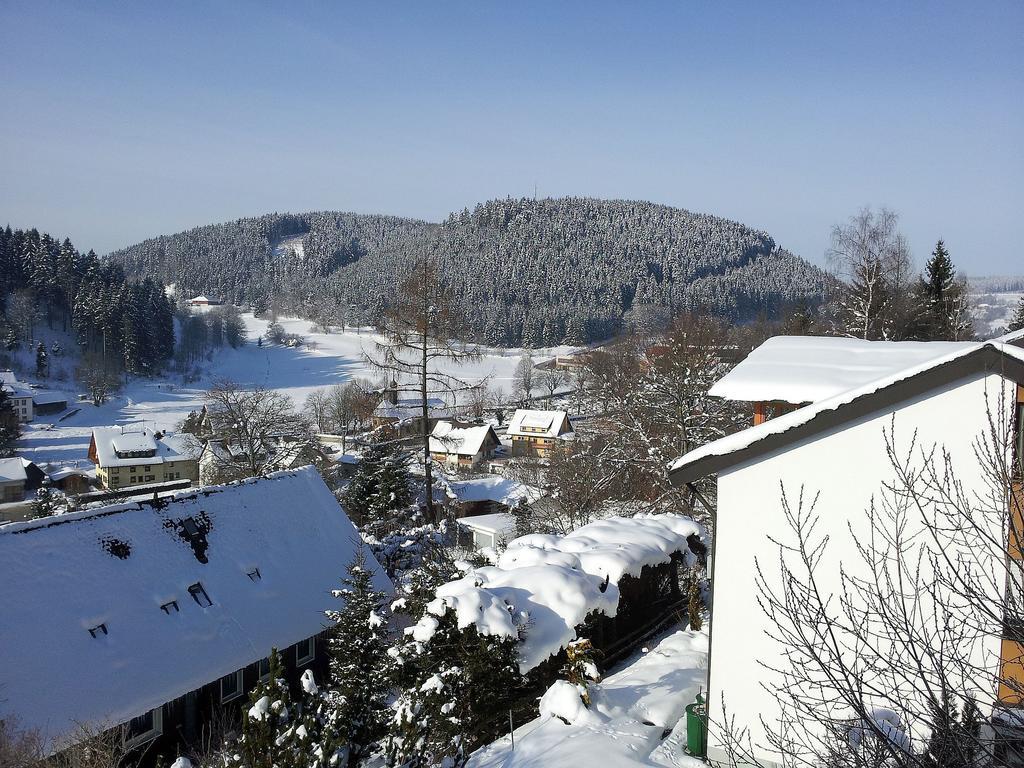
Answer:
[
  {"left": 828, "top": 207, "right": 915, "bottom": 341},
  {"left": 719, "top": 402, "right": 1023, "bottom": 767},
  {"left": 569, "top": 364, "right": 590, "bottom": 415},
  {"left": 514, "top": 353, "right": 535, "bottom": 404},
  {"left": 537, "top": 366, "right": 566, "bottom": 402},
  {"left": 0, "top": 716, "right": 42, "bottom": 768},
  {"left": 204, "top": 380, "right": 309, "bottom": 481},
  {"left": 304, "top": 388, "right": 332, "bottom": 433},
  {"left": 367, "top": 257, "right": 481, "bottom": 523},
  {"left": 76, "top": 353, "right": 120, "bottom": 406}
]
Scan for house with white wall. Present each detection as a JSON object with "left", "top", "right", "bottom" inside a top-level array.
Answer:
[
  {"left": 670, "top": 332, "right": 1024, "bottom": 766},
  {"left": 1, "top": 369, "right": 34, "bottom": 422}
]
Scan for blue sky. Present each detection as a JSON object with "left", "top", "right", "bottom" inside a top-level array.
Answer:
[{"left": 1, "top": 1, "right": 1021, "bottom": 273}]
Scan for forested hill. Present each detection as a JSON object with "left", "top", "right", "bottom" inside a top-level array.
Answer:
[{"left": 108, "top": 197, "right": 832, "bottom": 346}]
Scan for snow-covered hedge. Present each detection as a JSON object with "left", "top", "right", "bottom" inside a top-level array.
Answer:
[{"left": 408, "top": 513, "right": 705, "bottom": 671}]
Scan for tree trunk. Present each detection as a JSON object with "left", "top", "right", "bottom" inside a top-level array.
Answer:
[{"left": 422, "top": 318, "right": 435, "bottom": 524}]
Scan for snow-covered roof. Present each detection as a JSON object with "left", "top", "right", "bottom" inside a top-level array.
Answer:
[
  {"left": 506, "top": 409, "right": 570, "bottom": 438},
  {"left": 373, "top": 396, "right": 451, "bottom": 422},
  {"left": 0, "top": 467, "right": 392, "bottom": 750},
  {"left": 709, "top": 336, "right": 977, "bottom": 405},
  {"left": 409, "top": 513, "right": 704, "bottom": 671},
  {"left": 0, "top": 457, "right": 27, "bottom": 484},
  {"left": 32, "top": 390, "right": 68, "bottom": 405},
  {"left": 996, "top": 326, "right": 1024, "bottom": 344},
  {"left": 429, "top": 421, "right": 498, "bottom": 456},
  {"left": 445, "top": 475, "right": 544, "bottom": 507},
  {"left": 457, "top": 512, "right": 516, "bottom": 536},
  {"left": 91, "top": 427, "right": 200, "bottom": 468},
  {"left": 671, "top": 340, "right": 1024, "bottom": 482}
]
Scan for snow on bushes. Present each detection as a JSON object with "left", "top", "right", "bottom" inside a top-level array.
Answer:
[{"left": 407, "top": 513, "right": 705, "bottom": 672}]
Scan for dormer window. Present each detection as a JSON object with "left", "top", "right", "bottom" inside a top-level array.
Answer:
[
  {"left": 188, "top": 582, "right": 212, "bottom": 607},
  {"left": 161, "top": 600, "right": 179, "bottom": 614},
  {"left": 182, "top": 517, "right": 201, "bottom": 538},
  {"left": 89, "top": 623, "right": 108, "bottom": 638},
  {"left": 247, "top": 567, "right": 261, "bottom": 582}
]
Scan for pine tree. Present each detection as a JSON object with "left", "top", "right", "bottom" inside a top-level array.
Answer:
[
  {"left": 35, "top": 342, "right": 48, "bottom": 379},
  {"left": 914, "top": 240, "right": 973, "bottom": 340},
  {"left": 228, "top": 648, "right": 301, "bottom": 768},
  {"left": 341, "top": 444, "right": 385, "bottom": 527},
  {"left": 387, "top": 609, "right": 523, "bottom": 768},
  {"left": 30, "top": 484, "right": 65, "bottom": 519},
  {"left": 0, "top": 389, "right": 20, "bottom": 458},
  {"left": 1009, "top": 297, "right": 1024, "bottom": 333},
  {"left": 365, "top": 450, "right": 413, "bottom": 536},
  {"left": 325, "top": 550, "right": 392, "bottom": 764}
]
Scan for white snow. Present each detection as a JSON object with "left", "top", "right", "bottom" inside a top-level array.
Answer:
[
  {"left": 506, "top": 409, "right": 571, "bottom": 438},
  {"left": 443, "top": 475, "right": 543, "bottom": 507},
  {"left": 429, "top": 421, "right": 497, "bottom": 456},
  {"left": 170, "top": 758, "right": 193, "bottom": 768},
  {"left": 709, "top": 335, "right": 977, "bottom": 405},
  {"left": 0, "top": 456, "right": 27, "bottom": 483},
  {"left": 468, "top": 628, "right": 709, "bottom": 768},
  {"left": 300, "top": 669, "right": 318, "bottom": 696},
  {"left": 15, "top": 313, "right": 578, "bottom": 469},
  {"left": 672, "top": 340, "right": 1024, "bottom": 476},
  {"left": 410, "top": 514, "right": 704, "bottom": 672},
  {"left": 0, "top": 466, "right": 392, "bottom": 751},
  {"left": 248, "top": 696, "right": 271, "bottom": 722},
  {"left": 456, "top": 512, "right": 517, "bottom": 537}
]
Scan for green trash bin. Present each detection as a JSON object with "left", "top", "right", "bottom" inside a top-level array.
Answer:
[{"left": 685, "top": 691, "right": 707, "bottom": 758}]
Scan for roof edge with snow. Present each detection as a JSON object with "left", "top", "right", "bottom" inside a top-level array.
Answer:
[{"left": 670, "top": 342, "right": 1024, "bottom": 486}]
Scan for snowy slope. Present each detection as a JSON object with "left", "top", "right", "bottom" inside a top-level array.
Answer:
[
  {"left": 15, "top": 313, "right": 578, "bottom": 468},
  {"left": 468, "top": 628, "right": 708, "bottom": 768}
]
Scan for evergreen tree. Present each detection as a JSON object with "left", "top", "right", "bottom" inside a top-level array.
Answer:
[
  {"left": 30, "top": 484, "right": 66, "bottom": 519},
  {"left": 1009, "top": 296, "right": 1024, "bottom": 333},
  {"left": 325, "top": 550, "right": 392, "bottom": 764},
  {"left": 35, "top": 342, "right": 48, "bottom": 379},
  {"left": 341, "top": 444, "right": 385, "bottom": 527},
  {"left": 219, "top": 654, "right": 337, "bottom": 768},
  {"left": 915, "top": 240, "right": 973, "bottom": 340},
  {"left": 387, "top": 609, "right": 523, "bottom": 768},
  {"left": 0, "top": 389, "right": 20, "bottom": 458},
  {"left": 365, "top": 450, "right": 413, "bottom": 536}
]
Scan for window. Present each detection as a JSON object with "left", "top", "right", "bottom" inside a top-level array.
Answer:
[
  {"left": 295, "top": 636, "right": 315, "bottom": 666},
  {"left": 88, "top": 623, "right": 108, "bottom": 638},
  {"left": 125, "top": 707, "right": 163, "bottom": 748},
  {"left": 247, "top": 567, "right": 261, "bottom": 582},
  {"left": 160, "top": 600, "right": 179, "bottom": 614},
  {"left": 188, "top": 582, "right": 212, "bottom": 607},
  {"left": 220, "top": 670, "right": 244, "bottom": 702},
  {"left": 257, "top": 656, "right": 271, "bottom": 681},
  {"left": 474, "top": 531, "right": 494, "bottom": 550}
]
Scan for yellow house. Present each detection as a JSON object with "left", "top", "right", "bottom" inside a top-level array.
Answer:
[
  {"left": 506, "top": 409, "right": 573, "bottom": 458},
  {"left": 88, "top": 427, "right": 200, "bottom": 490}
]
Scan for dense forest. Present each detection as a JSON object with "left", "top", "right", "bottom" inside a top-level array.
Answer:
[
  {"left": 0, "top": 226, "right": 175, "bottom": 375},
  {"left": 109, "top": 198, "right": 833, "bottom": 346}
]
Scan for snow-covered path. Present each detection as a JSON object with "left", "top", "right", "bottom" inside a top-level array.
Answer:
[{"left": 468, "top": 628, "right": 708, "bottom": 768}]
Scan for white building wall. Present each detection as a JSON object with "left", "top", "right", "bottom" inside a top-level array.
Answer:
[{"left": 707, "top": 372, "right": 1015, "bottom": 765}]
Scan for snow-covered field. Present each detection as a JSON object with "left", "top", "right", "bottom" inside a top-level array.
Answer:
[
  {"left": 15, "top": 314, "right": 577, "bottom": 468},
  {"left": 468, "top": 627, "right": 709, "bottom": 768},
  {"left": 971, "top": 291, "right": 1022, "bottom": 337}
]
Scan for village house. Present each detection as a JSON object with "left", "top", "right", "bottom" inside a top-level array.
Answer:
[
  {"left": 429, "top": 420, "right": 501, "bottom": 470},
  {"left": 506, "top": 408, "right": 574, "bottom": 458},
  {"left": 198, "top": 434, "right": 323, "bottom": 485},
  {"left": 0, "top": 467, "right": 392, "bottom": 763},
  {"left": 88, "top": 426, "right": 201, "bottom": 490},
  {"left": 0, "top": 456, "right": 28, "bottom": 503},
  {"left": 1, "top": 369, "right": 35, "bottom": 422},
  {"left": 371, "top": 380, "right": 453, "bottom": 436},
  {"left": 187, "top": 295, "right": 223, "bottom": 307},
  {"left": 669, "top": 330, "right": 1024, "bottom": 766}
]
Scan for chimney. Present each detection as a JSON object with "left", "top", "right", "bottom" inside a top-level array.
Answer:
[{"left": 387, "top": 380, "right": 399, "bottom": 406}]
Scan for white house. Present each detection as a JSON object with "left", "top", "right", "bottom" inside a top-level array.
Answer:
[
  {"left": 670, "top": 335, "right": 1024, "bottom": 766},
  {"left": 429, "top": 421, "right": 501, "bottom": 469},
  {"left": 506, "top": 409, "right": 574, "bottom": 458},
  {"left": 1, "top": 369, "right": 34, "bottom": 422},
  {"left": 0, "top": 467, "right": 392, "bottom": 755},
  {"left": 371, "top": 380, "right": 453, "bottom": 436},
  {"left": 89, "top": 426, "right": 201, "bottom": 489}
]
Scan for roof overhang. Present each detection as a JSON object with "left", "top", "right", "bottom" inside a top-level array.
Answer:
[{"left": 670, "top": 344, "right": 1024, "bottom": 486}]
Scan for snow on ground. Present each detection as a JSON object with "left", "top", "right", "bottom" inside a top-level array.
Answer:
[
  {"left": 971, "top": 291, "right": 1023, "bottom": 337},
  {"left": 468, "top": 627, "right": 708, "bottom": 768},
  {"left": 15, "top": 313, "right": 578, "bottom": 468},
  {"left": 271, "top": 233, "right": 306, "bottom": 260}
]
